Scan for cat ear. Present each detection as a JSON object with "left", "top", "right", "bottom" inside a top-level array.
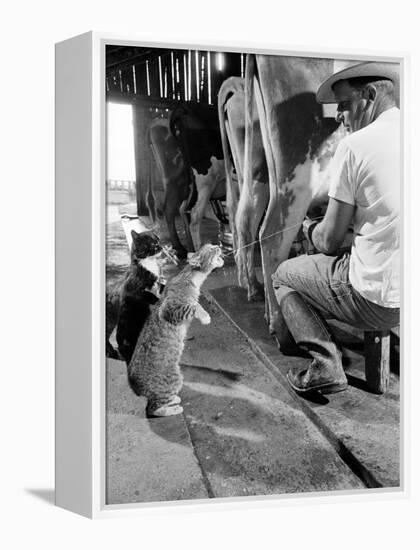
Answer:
[{"left": 131, "top": 229, "right": 139, "bottom": 239}]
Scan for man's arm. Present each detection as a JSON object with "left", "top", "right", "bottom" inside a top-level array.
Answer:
[{"left": 307, "top": 197, "right": 354, "bottom": 255}]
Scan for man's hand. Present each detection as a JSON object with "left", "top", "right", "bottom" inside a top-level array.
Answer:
[
  {"left": 302, "top": 217, "right": 319, "bottom": 253},
  {"left": 311, "top": 198, "right": 355, "bottom": 255},
  {"left": 302, "top": 217, "right": 318, "bottom": 242}
]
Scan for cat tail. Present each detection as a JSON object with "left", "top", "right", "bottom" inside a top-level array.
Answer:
[{"left": 159, "top": 301, "right": 196, "bottom": 325}]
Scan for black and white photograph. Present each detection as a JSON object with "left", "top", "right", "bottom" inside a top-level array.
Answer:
[
  {"left": 104, "top": 45, "right": 401, "bottom": 505},
  {"left": 4, "top": 0, "right": 420, "bottom": 545}
]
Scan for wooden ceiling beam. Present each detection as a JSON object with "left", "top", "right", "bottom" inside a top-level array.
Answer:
[{"left": 106, "top": 47, "right": 177, "bottom": 72}]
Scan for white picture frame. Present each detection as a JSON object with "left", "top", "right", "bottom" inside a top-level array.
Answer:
[{"left": 55, "top": 31, "right": 409, "bottom": 518}]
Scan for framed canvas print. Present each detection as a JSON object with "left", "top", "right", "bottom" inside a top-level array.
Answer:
[{"left": 55, "top": 32, "right": 407, "bottom": 518}]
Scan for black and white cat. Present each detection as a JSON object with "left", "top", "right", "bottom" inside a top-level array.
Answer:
[{"left": 106, "top": 230, "right": 163, "bottom": 364}]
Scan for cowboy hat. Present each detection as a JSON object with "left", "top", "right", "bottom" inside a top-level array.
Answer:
[{"left": 316, "top": 61, "right": 400, "bottom": 104}]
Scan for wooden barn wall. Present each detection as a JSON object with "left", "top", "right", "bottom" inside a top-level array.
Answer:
[{"left": 106, "top": 47, "right": 243, "bottom": 215}]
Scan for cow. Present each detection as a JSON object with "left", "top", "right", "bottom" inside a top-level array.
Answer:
[
  {"left": 218, "top": 76, "right": 268, "bottom": 302},
  {"left": 169, "top": 103, "right": 227, "bottom": 251},
  {"left": 218, "top": 55, "right": 347, "bottom": 335},
  {"left": 147, "top": 117, "right": 193, "bottom": 257}
]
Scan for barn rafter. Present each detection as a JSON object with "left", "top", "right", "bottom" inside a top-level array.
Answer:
[
  {"left": 106, "top": 45, "right": 243, "bottom": 106},
  {"left": 106, "top": 45, "right": 244, "bottom": 216}
]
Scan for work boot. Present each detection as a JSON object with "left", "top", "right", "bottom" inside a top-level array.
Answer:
[
  {"left": 287, "top": 360, "right": 348, "bottom": 394},
  {"left": 273, "top": 323, "right": 310, "bottom": 358},
  {"left": 278, "top": 289, "right": 348, "bottom": 394}
]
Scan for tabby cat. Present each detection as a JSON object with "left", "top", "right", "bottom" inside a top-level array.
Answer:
[
  {"left": 106, "top": 230, "right": 163, "bottom": 363},
  {"left": 128, "top": 243, "right": 224, "bottom": 417}
]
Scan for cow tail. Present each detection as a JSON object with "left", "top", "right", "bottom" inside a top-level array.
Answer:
[
  {"left": 241, "top": 54, "right": 256, "bottom": 270},
  {"left": 243, "top": 54, "right": 255, "bottom": 204},
  {"left": 217, "top": 77, "right": 243, "bottom": 251}
]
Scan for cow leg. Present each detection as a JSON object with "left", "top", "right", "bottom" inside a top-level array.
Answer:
[
  {"left": 218, "top": 77, "right": 245, "bottom": 256},
  {"left": 260, "top": 190, "right": 308, "bottom": 333},
  {"left": 164, "top": 185, "right": 188, "bottom": 258},
  {"left": 189, "top": 183, "right": 215, "bottom": 251},
  {"left": 225, "top": 169, "right": 240, "bottom": 253},
  {"left": 247, "top": 181, "right": 268, "bottom": 301},
  {"left": 256, "top": 122, "right": 342, "bottom": 330},
  {"left": 238, "top": 55, "right": 266, "bottom": 302},
  {"left": 146, "top": 161, "right": 157, "bottom": 224},
  {"left": 235, "top": 180, "right": 267, "bottom": 301},
  {"left": 223, "top": 122, "right": 241, "bottom": 252},
  {"left": 253, "top": 72, "right": 312, "bottom": 333},
  {"left": 258, "top": 156, "right": 330, "bottom": 332},
  {"left": 179, "top": 199, "right": 195, "bottom": 252}
]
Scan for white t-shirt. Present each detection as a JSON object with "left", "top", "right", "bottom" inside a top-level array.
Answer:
[{"left": 328, "top": 107, "right": 400, "bottom": 308}]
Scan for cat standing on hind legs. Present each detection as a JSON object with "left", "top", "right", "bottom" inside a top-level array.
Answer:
[{"left": 128, "top": 244, "right": 224, "bottom": 418}]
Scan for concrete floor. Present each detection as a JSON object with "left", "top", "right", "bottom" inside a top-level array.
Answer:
[{"left": 105, "top": 203, "right": 400, "bottom": 505}]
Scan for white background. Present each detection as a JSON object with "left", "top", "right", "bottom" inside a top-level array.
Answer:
[{"left": 1, "top": 1, "right": 418, "bottom": 548}]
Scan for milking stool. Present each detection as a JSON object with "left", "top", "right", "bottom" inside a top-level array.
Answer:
[{"left": 364, "top": 330, "right": 392, "bottom": 394}]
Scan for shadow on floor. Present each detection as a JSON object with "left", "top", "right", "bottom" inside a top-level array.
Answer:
[{"left": 25, "top": 488, "right": 55, "bottom": 505}]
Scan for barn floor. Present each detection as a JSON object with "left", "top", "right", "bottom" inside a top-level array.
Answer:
[{"left": 105, "top": 202, "right": 400, "bottom": 506}]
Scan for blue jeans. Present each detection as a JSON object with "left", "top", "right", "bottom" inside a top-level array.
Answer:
[
  {"left": 271, "top": 252, "right": 399, "bottom": 373},
  {"left": 272, "top": 252, "right": 399, "bottom": 331}
]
